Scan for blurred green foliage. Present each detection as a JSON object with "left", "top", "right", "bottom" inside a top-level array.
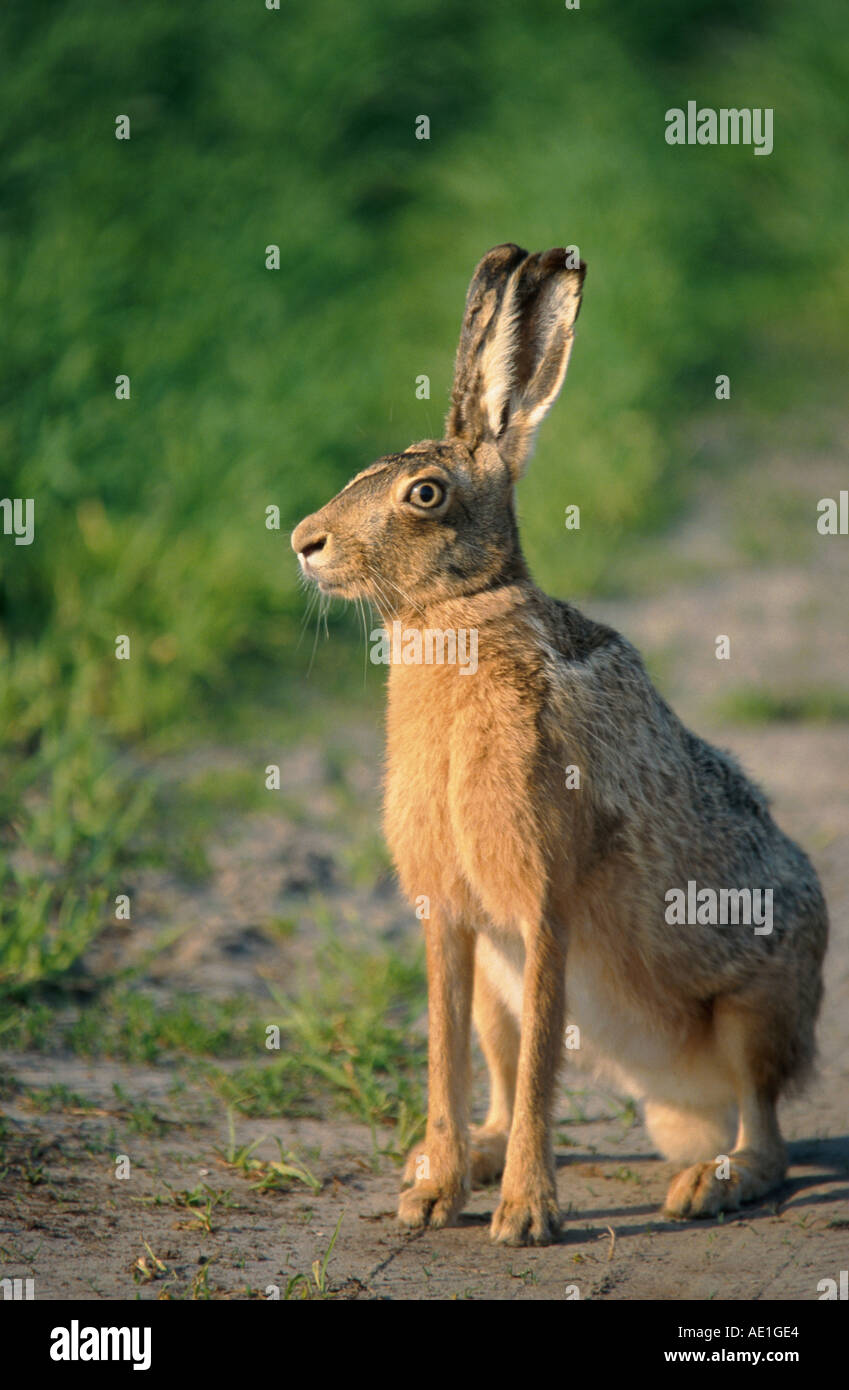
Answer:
[{"left": 1, "top": 0, "right": 848, "bottom": 988}]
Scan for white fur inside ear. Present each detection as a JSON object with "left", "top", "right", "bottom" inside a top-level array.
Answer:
[
  {"left": 521, "top": 323, "right": 575, "bottom": 430},
  {"left": 479, "top": 274, "right": 521, "bottom": 439},
  {"left": 514, "top": 274, "right": 582, "bottom": 433}
]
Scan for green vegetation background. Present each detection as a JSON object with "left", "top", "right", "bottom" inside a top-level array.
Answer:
[{"left": 1, "top": 0, "right": 848, "bottom": 995}]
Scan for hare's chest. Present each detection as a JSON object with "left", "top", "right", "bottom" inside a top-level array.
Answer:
[
  {"left": 383, "top": 666, "right": 463, "bottom": 905},
  {"left": 383, "top": 665, "right": 547, "bottom": 928}
]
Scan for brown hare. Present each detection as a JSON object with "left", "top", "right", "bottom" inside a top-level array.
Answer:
[{"left": 291, "top": 244, "right": 828, "bottom": 1245}]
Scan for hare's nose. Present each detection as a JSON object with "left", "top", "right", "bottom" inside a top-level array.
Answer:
[
  {"left": 291, "top": 517, "right": 328, "bottom": 558},
  {"left": 299, "top": 535, "right": 327, "bottom": 560}
]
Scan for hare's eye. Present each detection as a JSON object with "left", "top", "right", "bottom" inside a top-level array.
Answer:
[{"left": 406, "top": 479, "right": 445, "bottom": 509}]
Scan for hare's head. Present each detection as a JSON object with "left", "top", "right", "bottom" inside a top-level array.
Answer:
[{"left": 292, "top": 244, "right": 585, "bottom": 612}]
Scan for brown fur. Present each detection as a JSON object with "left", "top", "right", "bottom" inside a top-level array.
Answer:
[{"left": 291, "top": 245, "right": 828, "bottom": 1244}]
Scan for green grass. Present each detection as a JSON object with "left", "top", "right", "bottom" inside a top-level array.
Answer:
[
  {"left": 111, "top": 1083, "right": 176, "bottom": 1137},
  {"left": 3, "top": 936, "right": 427, "bottom": 1139},
  {"left": 209, "top": 937, "right": 427, "bottom": 1138},
  {"left": 216, "top": 1130, "right": 321, "bottom": 1194},
  {"left": 23, "top": 1083, "right": 94, "bottom": 1114},
  {"left": 713, "top": 686, "right": 849, "bottom": 725},
  {"left": 1, "top": 987, "right": 258, "bottom": 1061}
]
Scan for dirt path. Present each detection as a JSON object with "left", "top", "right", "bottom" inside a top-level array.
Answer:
[{"left": 1, "top": 450, "right": 847, "bottom": 1300}]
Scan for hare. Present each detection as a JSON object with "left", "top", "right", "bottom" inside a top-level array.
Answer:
[{"left": 291, "top": 244, "right": 828, "bottom": 1245}]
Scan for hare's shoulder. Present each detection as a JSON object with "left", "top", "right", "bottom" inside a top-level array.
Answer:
[
  {"left": 537, "top": 597, "right": 645, "bottom": 703},
  {"left": 540, "top": 597, "right": 764, "bottom": 804},
  {"left": 543, "top": 597, "right": 624, "bottom": 663},
  {"left": 541, "top": 598, "right": 782, "bottom": 840}
]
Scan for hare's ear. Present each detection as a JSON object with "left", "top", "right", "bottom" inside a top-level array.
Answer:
[{"left": 446, "top": 245, "right": 585, "bottom": 479}]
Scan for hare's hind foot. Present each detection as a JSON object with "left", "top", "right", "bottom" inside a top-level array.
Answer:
[
  {"left": 663, "top": 1086, "right": 786, "bottom": 1219},
  {"left": 469, "top": 1125, "right": 508, "bottom": 1185},
  {"left": 660, "top": 988, "right": 797, "bottom": 1219},
  {"left": 664, "top": 1145, "right": 786, "bottom": 1219}
]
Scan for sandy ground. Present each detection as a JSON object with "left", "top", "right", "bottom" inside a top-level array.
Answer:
[{"left": 1, "top": 450, "right": 847, "bottom": 1301}]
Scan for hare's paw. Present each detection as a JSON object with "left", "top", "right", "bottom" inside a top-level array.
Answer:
[
  {"left": 490, "top": 1185, "right": 561, "bottom": 1246},
  {"left": 469, "top": 1126, "right": 508, "bottom": 1186},
  {"left": 397, "top": 1175, "right": 468, "bottom": 1230},
  {"left": 664, "top": 1161, "right": 738, "bottom": 1219},
  {"left": 398, "top": 1144, "right": 469, "bottom": 1229},
  {"left": 664, "top": 1151, "right": 783, "bottom": 1220}
]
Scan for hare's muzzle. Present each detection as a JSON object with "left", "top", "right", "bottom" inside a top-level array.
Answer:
[{"left": 291, "top": 517, "right": 339, "bottom": 589}]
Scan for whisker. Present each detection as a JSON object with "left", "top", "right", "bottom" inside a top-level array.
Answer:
[
  {"left": 371, "top": 579, "right": 399, "bottom": 624},
  {"left": 376, "top": 572, "right": 427, "bottom": 620},
  {"left": 297, "top": 582, "right": 321, "bottom": 650},
  {"left": 357, "top": 595, "right": 370, "bottom": 687},
  {"left": 307, "top": 591, "right": 327, "bottom": 675},
  {"left": 364, "top": 568, "right": 395, "bottom": 621}
]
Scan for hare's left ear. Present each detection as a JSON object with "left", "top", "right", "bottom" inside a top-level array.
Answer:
[{"left": 446, "top": 245, "right": 585, "bottom": 479}]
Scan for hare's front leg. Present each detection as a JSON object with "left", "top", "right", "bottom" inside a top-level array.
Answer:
[
  {"left": 491, "top": 923, "right": 566, "bottom": 1245},
  {"left": 398, "top": 914, "right": 474, "bottom": 1230}
]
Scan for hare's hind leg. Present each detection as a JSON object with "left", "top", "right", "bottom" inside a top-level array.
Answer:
[
  {"left": 663, "top": 998, "right": 787, "bottom": 1219},
  {"left": 470, "top": 949, "right": 520, "bottom": 1185},
  {"left": 645, "top": 1099, "right": 737, "bottom": 1167},
  {"left": 663, "top": 1093, "right": 785, "bottom": 1219}
]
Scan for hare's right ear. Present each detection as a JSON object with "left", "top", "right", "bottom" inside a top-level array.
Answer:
[{"left": 446, "top": 244, "right": 585, "bottom": 479}]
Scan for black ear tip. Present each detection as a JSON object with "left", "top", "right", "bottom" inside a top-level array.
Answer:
[
  {"left": 533, "top": 250, "right": 589, "bottom": 290},
  {"left": 540, "top": 247, "right": 587, "bottom": 281},
  {"left": 481, "top": 243, "right": 529, "bottom": 272}
]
